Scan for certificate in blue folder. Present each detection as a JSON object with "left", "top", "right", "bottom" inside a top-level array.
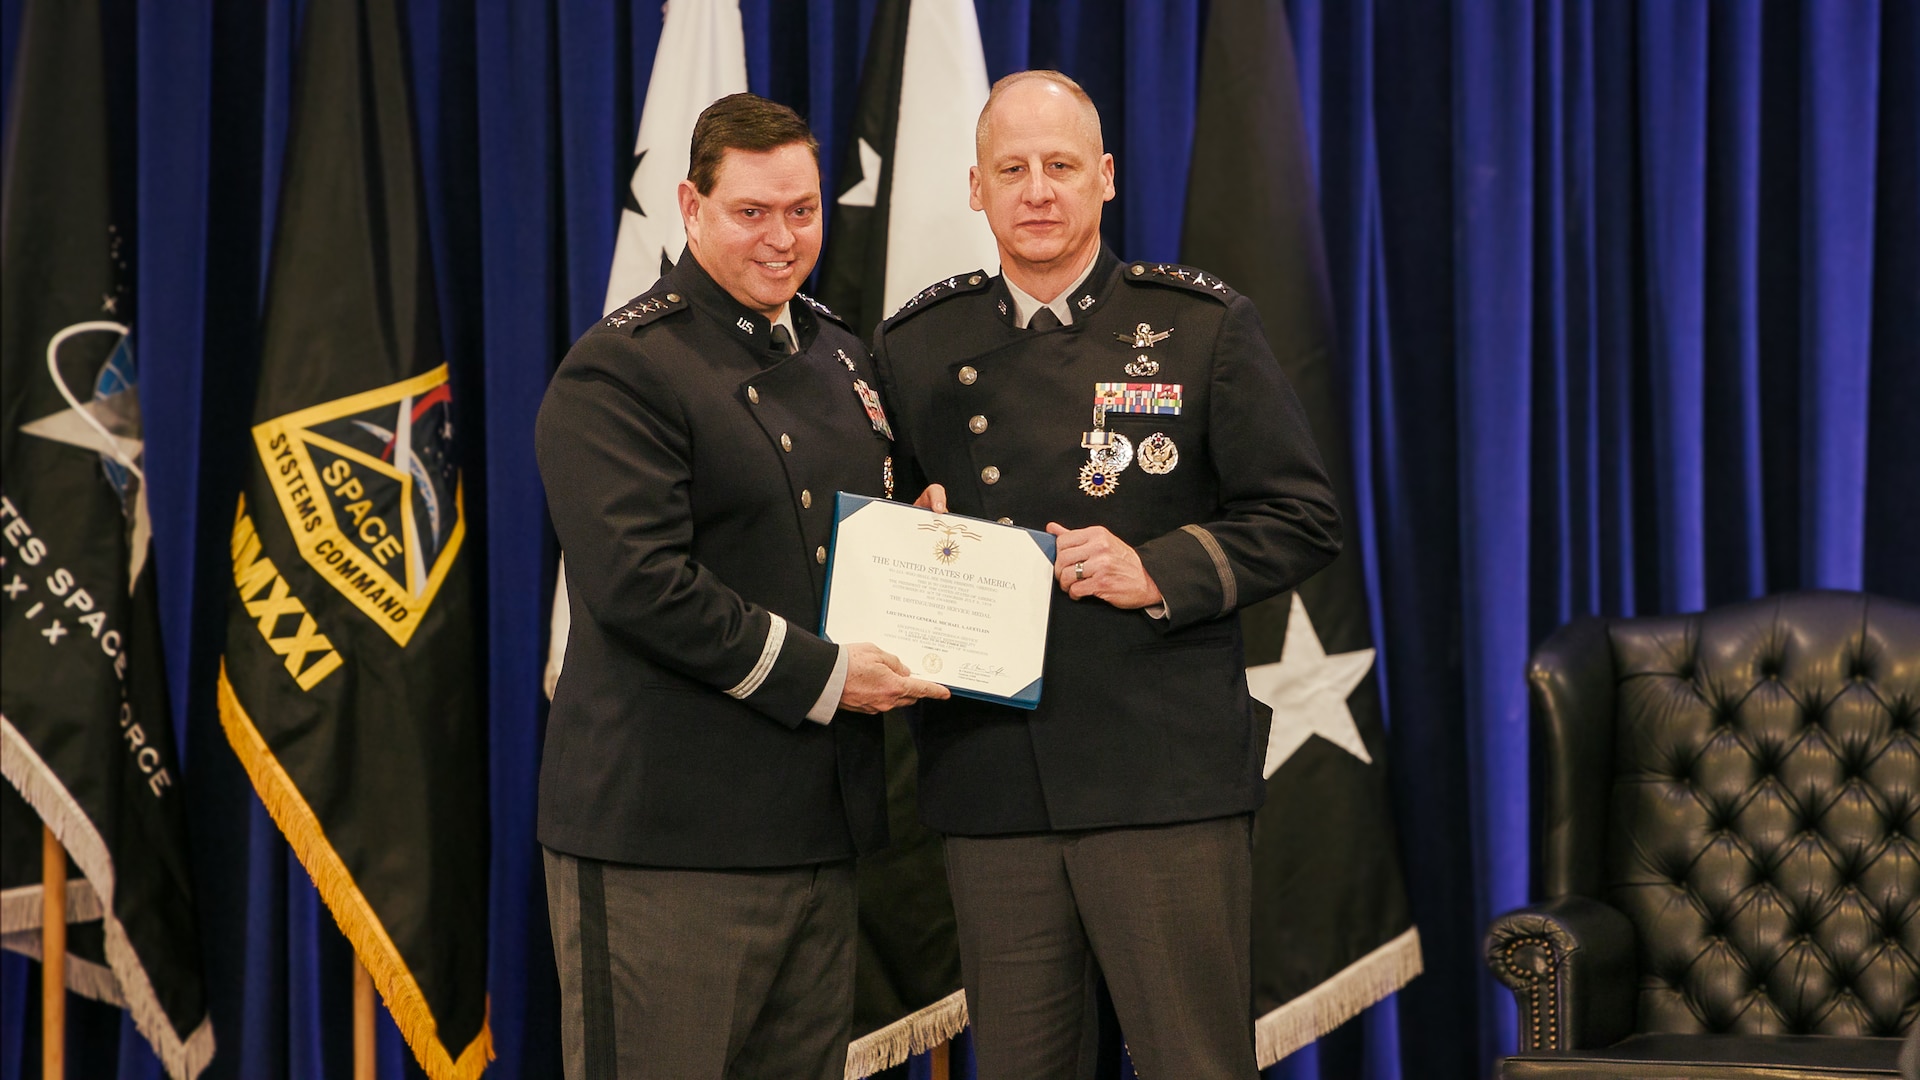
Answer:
[{"left": 820, "top": 493, "right": 1055, "bottom": 709}]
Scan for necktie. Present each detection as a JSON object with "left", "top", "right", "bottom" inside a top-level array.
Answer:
[
  {"left": 1028, "top": 308, "right": 1063, "bottom": 332},
  {"left": 770, "top": 324, "right": 797, "bottom": 355}
]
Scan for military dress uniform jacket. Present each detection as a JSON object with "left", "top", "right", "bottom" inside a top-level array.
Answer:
[
  {"left": 873, "top": 248, "right": 1341, "bottom": 836},
  {"left": 535, "top": 255, "right": 892, "bottom": 869}
]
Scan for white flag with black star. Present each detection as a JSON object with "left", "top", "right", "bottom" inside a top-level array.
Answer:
[
  {"left": 815, "top": 0, "right": 998, "bottom": 335},
  {"left": 812, "top": 4, "right": 997, "bottom": 1075},
  {"left": 548, "top": 0, "right": 748, "bottom": 698}
]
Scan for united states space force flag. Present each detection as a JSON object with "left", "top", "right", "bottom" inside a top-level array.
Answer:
[
  {"left": 1, "top": 0, "right": 214, "bottom": 1074},
  {"left": 545, "top": 0, "right": 748, "bottom": 698},
  {"left": 812, "top": 3, "right": 996, "bottom": 1075},
  {"left": 1183, "top": 0, "right": 1422, "bottom": 1065}
]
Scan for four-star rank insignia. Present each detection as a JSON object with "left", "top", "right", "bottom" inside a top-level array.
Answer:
[{"left": 250, "top": 365, "right": 466, "bottom": 646}]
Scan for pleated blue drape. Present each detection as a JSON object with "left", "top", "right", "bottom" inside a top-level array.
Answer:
[{"left": 0, "top": 3, "right": 1913, "bottom": 1079}]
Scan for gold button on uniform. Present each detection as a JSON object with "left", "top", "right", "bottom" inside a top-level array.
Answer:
[
  {"left": 1129, "top": 265, "right": 1145, "bottom": 276},
  {"left": 816, "top": 546, "right": 827, "bottom": 564},
  {"left": 968, "top": 274, "right": 983, "bottom": 285},
  {"left": 747, "top": 386, "right": 759, "bottom": 404},
  {"left": 666, "top": 293, "right": 682, "bottom": 302},
  {"left": 780, "top": 434, "right": 793, "bottom": 452},
  {"left": 958, "top": 366, "right": 978, "bottom": 385},
  {"left": 801, "top": 490, "right": 812, "bottom": 509},
  {"left": 996, "top": 517, "right": 1013, "bottom": 525},
  {"left": 969, "top": 415, "right": 989, "bottom": 434},
  {"left": 981, "top": 466, "right": 1001, "bottom": 484}
]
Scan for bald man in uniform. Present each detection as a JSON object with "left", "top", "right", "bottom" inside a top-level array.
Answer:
[{"left": 873, "top": 71, "right": 1341, "bottom": 1078}]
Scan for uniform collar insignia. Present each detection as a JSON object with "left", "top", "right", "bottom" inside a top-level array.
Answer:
[{"left": 669, "top": 254, "right": 776, "bottom": 346}]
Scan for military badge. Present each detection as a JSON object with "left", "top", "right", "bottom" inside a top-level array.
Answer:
[
  {"left": 1124, "top": 354, "right": 1160, "bottom": 377},
  {"left": 1138, "top": 432, "right": 1179, "bottom": 475},
  {"left": 1114, "top": 322, "right": 1172, "bottom": 349},
  {"left": 853, "top": 378, "right": 893, "bottom": 439}
]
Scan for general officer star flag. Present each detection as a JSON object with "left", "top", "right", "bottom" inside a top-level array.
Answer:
[
  {"left": 1183, "top": 0, "right": 1422, "bottom": 1065},
  {"left": 215, "top": 1, "right": 490, "bottom": 1076},
  {"left": 1, "top": 0, "right": 214, "bottom": 1075},
  {"left": 546, "top": 0, "right": 748, "bottom": 700},
  {"left": 814, "top": 2, "right": 998, "bottom": 1075}
]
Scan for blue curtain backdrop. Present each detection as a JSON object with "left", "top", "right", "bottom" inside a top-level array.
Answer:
[{"left": 1, "top": 2, "right": 1914, "bottom": 1078}]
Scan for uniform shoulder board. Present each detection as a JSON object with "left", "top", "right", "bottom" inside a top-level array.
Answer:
[
  {"left": 1124, "top": 261, "right": 1237, "bottom": 302},
  {"left": 882, "top": 270, "right": 992, "bottom": 330},
  {"left": 602, "top": 287, "right": 689, "bottom": 332},
  {"left": 795, "top": 291, "right": 849, "bottom": 330}
]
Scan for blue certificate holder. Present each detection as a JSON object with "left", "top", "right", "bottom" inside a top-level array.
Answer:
[{"left": 821, "top": 492, "right": 1056, "bottom": 709}]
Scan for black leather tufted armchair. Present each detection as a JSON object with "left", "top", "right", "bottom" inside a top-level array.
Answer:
[{"left": 1485, "top": 591, "right": 1920, "bottom": 1079}]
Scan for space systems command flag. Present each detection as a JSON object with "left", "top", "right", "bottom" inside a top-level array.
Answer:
[
  {"left": 545, "top": 0, "right": 747, "bottom": 699},
  {"left": 0, "top": 0, "right": 215, "bottom": 1075},
  {"left": 814, "top": 3, "right": 998, "bottom": 1075},
  {"left": 1182, "top": 0, "right": 1422, "bottom": 1065},
  {"left": 214, "top": 0, "right": 489, "bottom": 1076}
]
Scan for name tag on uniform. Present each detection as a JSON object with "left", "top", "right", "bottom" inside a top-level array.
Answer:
[{"left": 1094, "top": 382, "right": 1182, "bottom": 416}]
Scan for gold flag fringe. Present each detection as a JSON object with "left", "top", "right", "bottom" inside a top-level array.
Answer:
[
  {"left": 1254, "top": 926, "right": 1424, "bottom": 1067},
  {"left": 1, "top": 716, "right": 217, "bottom": 1079},
  {"left": 217, "top": 663, "right": 493, "bottom": 1080},
  {"left": 844, "top": 990, "right": 970, "bottom": 1079}
]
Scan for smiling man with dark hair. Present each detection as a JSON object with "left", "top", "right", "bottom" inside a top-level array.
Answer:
[{"left": 536, "top": 92, "right": 945, "bottom": 1080}]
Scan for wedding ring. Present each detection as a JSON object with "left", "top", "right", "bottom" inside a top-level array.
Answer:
[{"left": 1074, "top": 561, "right": 1086, "bottom": 581}]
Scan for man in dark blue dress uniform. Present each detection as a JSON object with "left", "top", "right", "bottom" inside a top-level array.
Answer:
[
  {"left": 536, "top": 94, "right": 947, "bottom": 1080},
  {"left": 874, "top": 71, "right": 1342, "bottom": 1079}
]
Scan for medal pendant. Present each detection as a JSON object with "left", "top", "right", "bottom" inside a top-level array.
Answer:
[
  {"left": 1080, "top": 400, "right": 1132, "bottom": 474},
  {"left": 1138, "top": 432, "right": 1178, "bottom": 475},
  {"left": 1078, "top": 461, "right": 1120, "bottom": 497},
  {"left": 1089, "top": 432, "right": 1133, "bottom": 473}
]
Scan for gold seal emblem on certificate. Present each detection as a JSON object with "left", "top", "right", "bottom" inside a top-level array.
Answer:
[{"left": 918, "top": 518, "right": 983, "bottom": 563}]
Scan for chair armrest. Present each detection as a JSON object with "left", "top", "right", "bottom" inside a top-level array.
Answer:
[{"left": 1484, "top": 895, "right": 1637, "bottom": 1052}]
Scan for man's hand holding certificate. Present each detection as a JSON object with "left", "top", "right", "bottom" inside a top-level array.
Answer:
[{"left": 821, "top": 492, "right": 1056, "bottom": 709}]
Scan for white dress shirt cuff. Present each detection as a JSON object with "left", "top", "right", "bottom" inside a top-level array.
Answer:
[
  {"left": 1145, "top": 601, "right": 1170, "bottom": 621},
  {"left": 806, "top": 645, "right": 850, "bottom": 724}
]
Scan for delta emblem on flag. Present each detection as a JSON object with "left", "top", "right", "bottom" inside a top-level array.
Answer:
[
  {"left": 248, "top": 367, "right": 465, "bottom": 648},
  {"left": 214, "top": 1, "right": 490, "bottom": 1077}
]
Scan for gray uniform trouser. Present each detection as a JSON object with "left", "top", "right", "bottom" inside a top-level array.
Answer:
[
  {"left": 944, "top": 815, "right": 1258, "bottom": 1080},
  {"left": 543, "top": 847, "right": 856, "bottom": 1080}
]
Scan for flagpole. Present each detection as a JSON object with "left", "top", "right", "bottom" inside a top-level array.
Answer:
[
  {"left": 354, "top": 958, "right": 375, "bottom": 1079},
  {"left": 929, "top": 1040, "right": 948, "bottom": 1080},
  {"left": 42, "top": 825, "right": 66, "bottom": 1080}
]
